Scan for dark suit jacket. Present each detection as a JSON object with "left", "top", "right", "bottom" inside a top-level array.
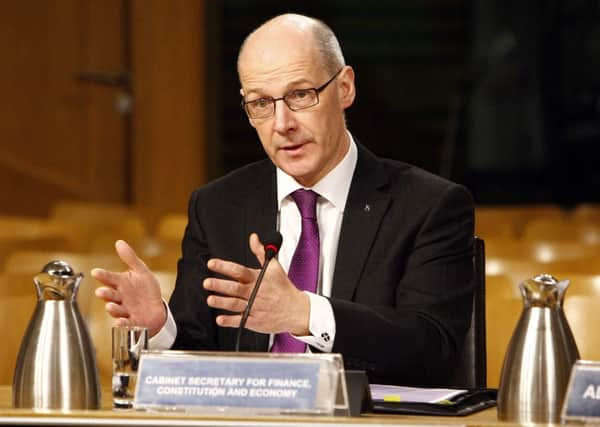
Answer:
[{"left": 169, "top": 143, "right": 475, "bottom": 386}]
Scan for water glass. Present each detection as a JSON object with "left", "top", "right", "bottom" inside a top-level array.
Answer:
[{"left": 112, "top": 326, "right": 148, "bottom": 409}]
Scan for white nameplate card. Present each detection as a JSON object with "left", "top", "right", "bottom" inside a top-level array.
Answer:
[
  {"left": 134, "top": 351, "right": 346, "bottom": 415},
  {"left": 562, "top": 360, "right": 600, "bottom": 422}
]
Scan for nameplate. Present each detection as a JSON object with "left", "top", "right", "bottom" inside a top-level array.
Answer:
[
  {"left": 135, "top": 351, "right": 328, "bottom": 413},
  {"left": 562, "top": 360, "right": 600, "bottom": 422}
]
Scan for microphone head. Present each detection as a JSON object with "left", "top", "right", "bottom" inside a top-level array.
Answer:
[{"left": 263, "top": 230, "right": 283, "bottom": 260}]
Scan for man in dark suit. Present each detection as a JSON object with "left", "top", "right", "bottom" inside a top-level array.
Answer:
[{"left": 93, "top": 13, "right": 474, "bottom": 386}]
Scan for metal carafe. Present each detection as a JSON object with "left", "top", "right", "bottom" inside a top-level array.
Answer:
[
  {"left": 13, "top": 260, "right": 101, "bottom": 409},
  {"left": 497, "top": 273, "right": 579, "bottom": 423}
]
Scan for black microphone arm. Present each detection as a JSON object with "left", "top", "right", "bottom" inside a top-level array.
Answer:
[{"left": 234, "top": 231, "right": 283, "bottom": 352}]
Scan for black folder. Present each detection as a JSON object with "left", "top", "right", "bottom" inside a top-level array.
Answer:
[{"left": 370, "top": 388, "right": 497, "bottom": 416}]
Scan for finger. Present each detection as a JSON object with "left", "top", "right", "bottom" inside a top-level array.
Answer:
[
  {"left": 105, "top": 302, "right": 130, "bottom": 318},
  {"left": 207, "top": 258, "right": 255, "bottom": 283},
  {"left": 91, "top": 268, "right": 122, "bottom": 289},
  {"left": 249, "top": 233, "right": 266, "bottom": 266},
  {"left": 95, "top": 286, "right": 122, "bottom": 304},
  {"left": 115, "top": 240, "right": 148, "bottom": 273},
  {"left": 114, "top": 317, "right": 131, "bottom": 327},
  {"left": 203, "top": 277, "right": 250, "bottom": 298},
  {"left": 215, "top": 314, "right": 241, "bottom": 328},
  {"left": 206, "top": 294, "right": 247, "bottom": 312}
]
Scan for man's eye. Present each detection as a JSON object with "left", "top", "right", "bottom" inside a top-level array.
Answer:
[
  {"left": 290, "top": 90, "right": 310, "bottom": 99},
  {"left": 252, "top": 98, "right": 271, "bottom": 109}
]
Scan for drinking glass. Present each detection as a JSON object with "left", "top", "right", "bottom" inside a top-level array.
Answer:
[{"left": 112, "top": 326, "right": 148, "bottom": 409}]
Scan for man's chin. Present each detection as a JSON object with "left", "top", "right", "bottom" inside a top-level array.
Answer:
[{"left": 278, "top": 164, "right": 315, "bottom": 184}]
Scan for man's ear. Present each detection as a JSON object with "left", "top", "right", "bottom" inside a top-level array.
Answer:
[{"left": 337, "top": 66, "right": 356, "bottom": 110}]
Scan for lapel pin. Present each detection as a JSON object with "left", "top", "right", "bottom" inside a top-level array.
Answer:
[{"left": 364, "top": 204, "right": 370, "bottom": 213}]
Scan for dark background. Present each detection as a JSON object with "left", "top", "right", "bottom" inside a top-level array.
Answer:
[{"left": 206, "top": 0, "right": 600, "bottom": 206}]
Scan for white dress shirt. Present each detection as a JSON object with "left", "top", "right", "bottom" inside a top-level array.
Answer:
[{"left": 150, "top": 134, "right": 358, "bottom": 352}]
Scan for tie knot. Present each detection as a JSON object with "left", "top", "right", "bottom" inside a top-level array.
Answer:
[{"left": 291, "top": 189, "right": 318, "bottom": 220}]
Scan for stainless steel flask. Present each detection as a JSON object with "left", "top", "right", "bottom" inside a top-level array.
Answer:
[
  {"left": 497, "top": 273, "right": 579, "bottom": 423},
  {"left": 12, "top": 260, "right": 101, "bottom": 409}
]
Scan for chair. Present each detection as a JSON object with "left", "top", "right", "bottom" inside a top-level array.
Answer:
[
  {"left": 555, "top": 273, "right": 600, "bottom": 362},
  {"left": 523, "top": 219, "right": 600, "bottom": 245},
  {"left": 0, "top": 216, "right": 73, "bottom": 260},
  {"left": 476, "top": 204, "right": 565, "bottom": 238},
  {"left": 488, "top": 257, "right": 600, "bottom": 282},
  {"left": 1, "top": 251, "right": 124, "bottom": 320},
  {"left": 485, "top": 274, "right": 522, "bottom": 388},
  {"left": 474, "top": 219, "right": 515, "bottom": 240},
  {"left": 88, "top": 235, "right": 180, "bottom": 272},
  {"left": 146, "top": 250, "right": 180, "bottom": 271},
  {"left": 156, "top": 213, "right": 187, "bottom": 242},
  {"left": 447, "top": 237, "right": 487, "bottom": 388},
  {"left": 572, "top": 203, "right": 600, "bottom": 222},
  {"left": 486, "top": 239, "right": 600, "bottom": 277},
  {"left": 486, "top": 258, "right": 548, "bottom": 287},
  {"left": 0, "top": 273, "right": 39, "bottom": 385},
  {"left": 486, "top": 239, "right": 598, "bottom": 262},
  {"left": 49, "top": 200, "right": 148, "bottom": 251}
]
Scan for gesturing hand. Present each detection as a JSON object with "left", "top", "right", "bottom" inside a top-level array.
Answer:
[
  {"left": 92, "top": 240, "right": 166, "bottom": 337},
  {"left": 203, "top": 233, "right": 310, "bottom": 336}
]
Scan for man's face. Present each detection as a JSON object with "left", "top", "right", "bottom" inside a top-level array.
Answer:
[{"left": 238, "top": 28, "right": 355, "bottom": 187}]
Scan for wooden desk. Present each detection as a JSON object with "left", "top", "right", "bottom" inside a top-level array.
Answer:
[{"left": 0, "top": 386, "right": 501, "bottom": 426}]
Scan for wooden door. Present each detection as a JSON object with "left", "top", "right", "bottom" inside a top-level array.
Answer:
[{"left": 0, "top": 1, "right": 129, "bottom": 216}]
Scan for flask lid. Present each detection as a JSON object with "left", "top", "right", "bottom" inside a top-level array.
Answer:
[
  {"left": 34, "top": 260, "right": 83, "bottom": 300},
  {"left": 520, "top": 273, "right": 570, "bottom": 308},
  {"left": 42, "top": 260, "right": 75, "bottom": 277}
]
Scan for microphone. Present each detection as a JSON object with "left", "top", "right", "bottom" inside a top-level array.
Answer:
[{"left": 235, "top": 231, "right": 283, "bottom": 352}]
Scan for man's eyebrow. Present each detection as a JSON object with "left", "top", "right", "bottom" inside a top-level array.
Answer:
[
  {"left": 243, "top": 88, "right": 266, "bottom": 98},
  {"left": 244, "top": 78, "right": 316, "bottom": 98},
  {"left": 284, "top": 78, "right": 314, "bottom": 88}
]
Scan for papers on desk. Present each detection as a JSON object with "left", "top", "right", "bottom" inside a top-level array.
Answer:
[
  {"left": 369, "top": 384, "right": 497, "bottom": 416},
  {"left": 370, "top": 384, "right": 467, "bottom": 403}
]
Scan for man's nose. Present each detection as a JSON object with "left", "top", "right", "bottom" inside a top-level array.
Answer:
[{"left": 272, "top": 99, "right": 297, "bottom": 134}]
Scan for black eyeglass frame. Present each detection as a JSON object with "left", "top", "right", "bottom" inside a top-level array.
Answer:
[{"left": 241, "top": 67, "right": 344, "bottom": 119}]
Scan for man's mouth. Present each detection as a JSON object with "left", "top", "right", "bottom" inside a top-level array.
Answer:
[{"left": 280, "top": 140, "right": 309, "bottom": 153}]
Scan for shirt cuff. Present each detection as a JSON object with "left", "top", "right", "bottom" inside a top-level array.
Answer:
[
  {"left": 148, "top": 300, "right": 177, "bottom": 350},
  {"left": 294, "top": 291, "right": 336, "bottom": 352}
]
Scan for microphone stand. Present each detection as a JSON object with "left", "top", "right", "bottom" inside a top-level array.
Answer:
[{"left": 234, "top": 236, "right": 281, "bottom": 352}]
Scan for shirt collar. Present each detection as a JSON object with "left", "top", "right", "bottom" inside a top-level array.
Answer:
[{"left": 276, "top": 131, "right": 358, "bottom": 211}]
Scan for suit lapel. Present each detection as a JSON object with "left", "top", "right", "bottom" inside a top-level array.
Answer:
[
  {"left": 242, "top": 163, "right": 278, "bottom": 268},
  {"left": 239, "top": 162, "right": 277, "bottom": 351},
  {"left": 332, "top": 145, "right": 391, "bottom": 300}
]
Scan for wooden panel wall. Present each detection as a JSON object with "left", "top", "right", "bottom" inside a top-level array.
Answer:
[
  {"left": 130, "top": 0, "right": 207, "bottom": 217},
  {"left": 0, "top": 0, "right": 207, "bottom": 218},
  {"left": 0, "top": 1, "right": 128, "bottom": 216}
]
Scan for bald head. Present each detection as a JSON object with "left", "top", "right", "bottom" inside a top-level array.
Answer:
[
  {"left": 237, "top": 14, "right": 345, "bottom": 78},
  {"left": 235, "top": 13, "right": 356, "bottom": 187}
]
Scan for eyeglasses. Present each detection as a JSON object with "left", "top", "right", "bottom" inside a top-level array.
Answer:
[{"left": 241, "top": 68, "right": 343, "bottom": 119}]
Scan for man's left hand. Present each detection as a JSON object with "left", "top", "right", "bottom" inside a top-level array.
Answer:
[{"left": 203, "top": 233, "right": 310, "bottom": 336}]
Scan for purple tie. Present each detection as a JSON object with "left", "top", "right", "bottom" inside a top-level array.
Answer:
[{"left": 271, "top": 189, "right": 320, "bottom": 353}]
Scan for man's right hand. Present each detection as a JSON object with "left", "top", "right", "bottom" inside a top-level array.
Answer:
[{"left": 92, "top": 240, "right": 166, "bottom": 337}]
